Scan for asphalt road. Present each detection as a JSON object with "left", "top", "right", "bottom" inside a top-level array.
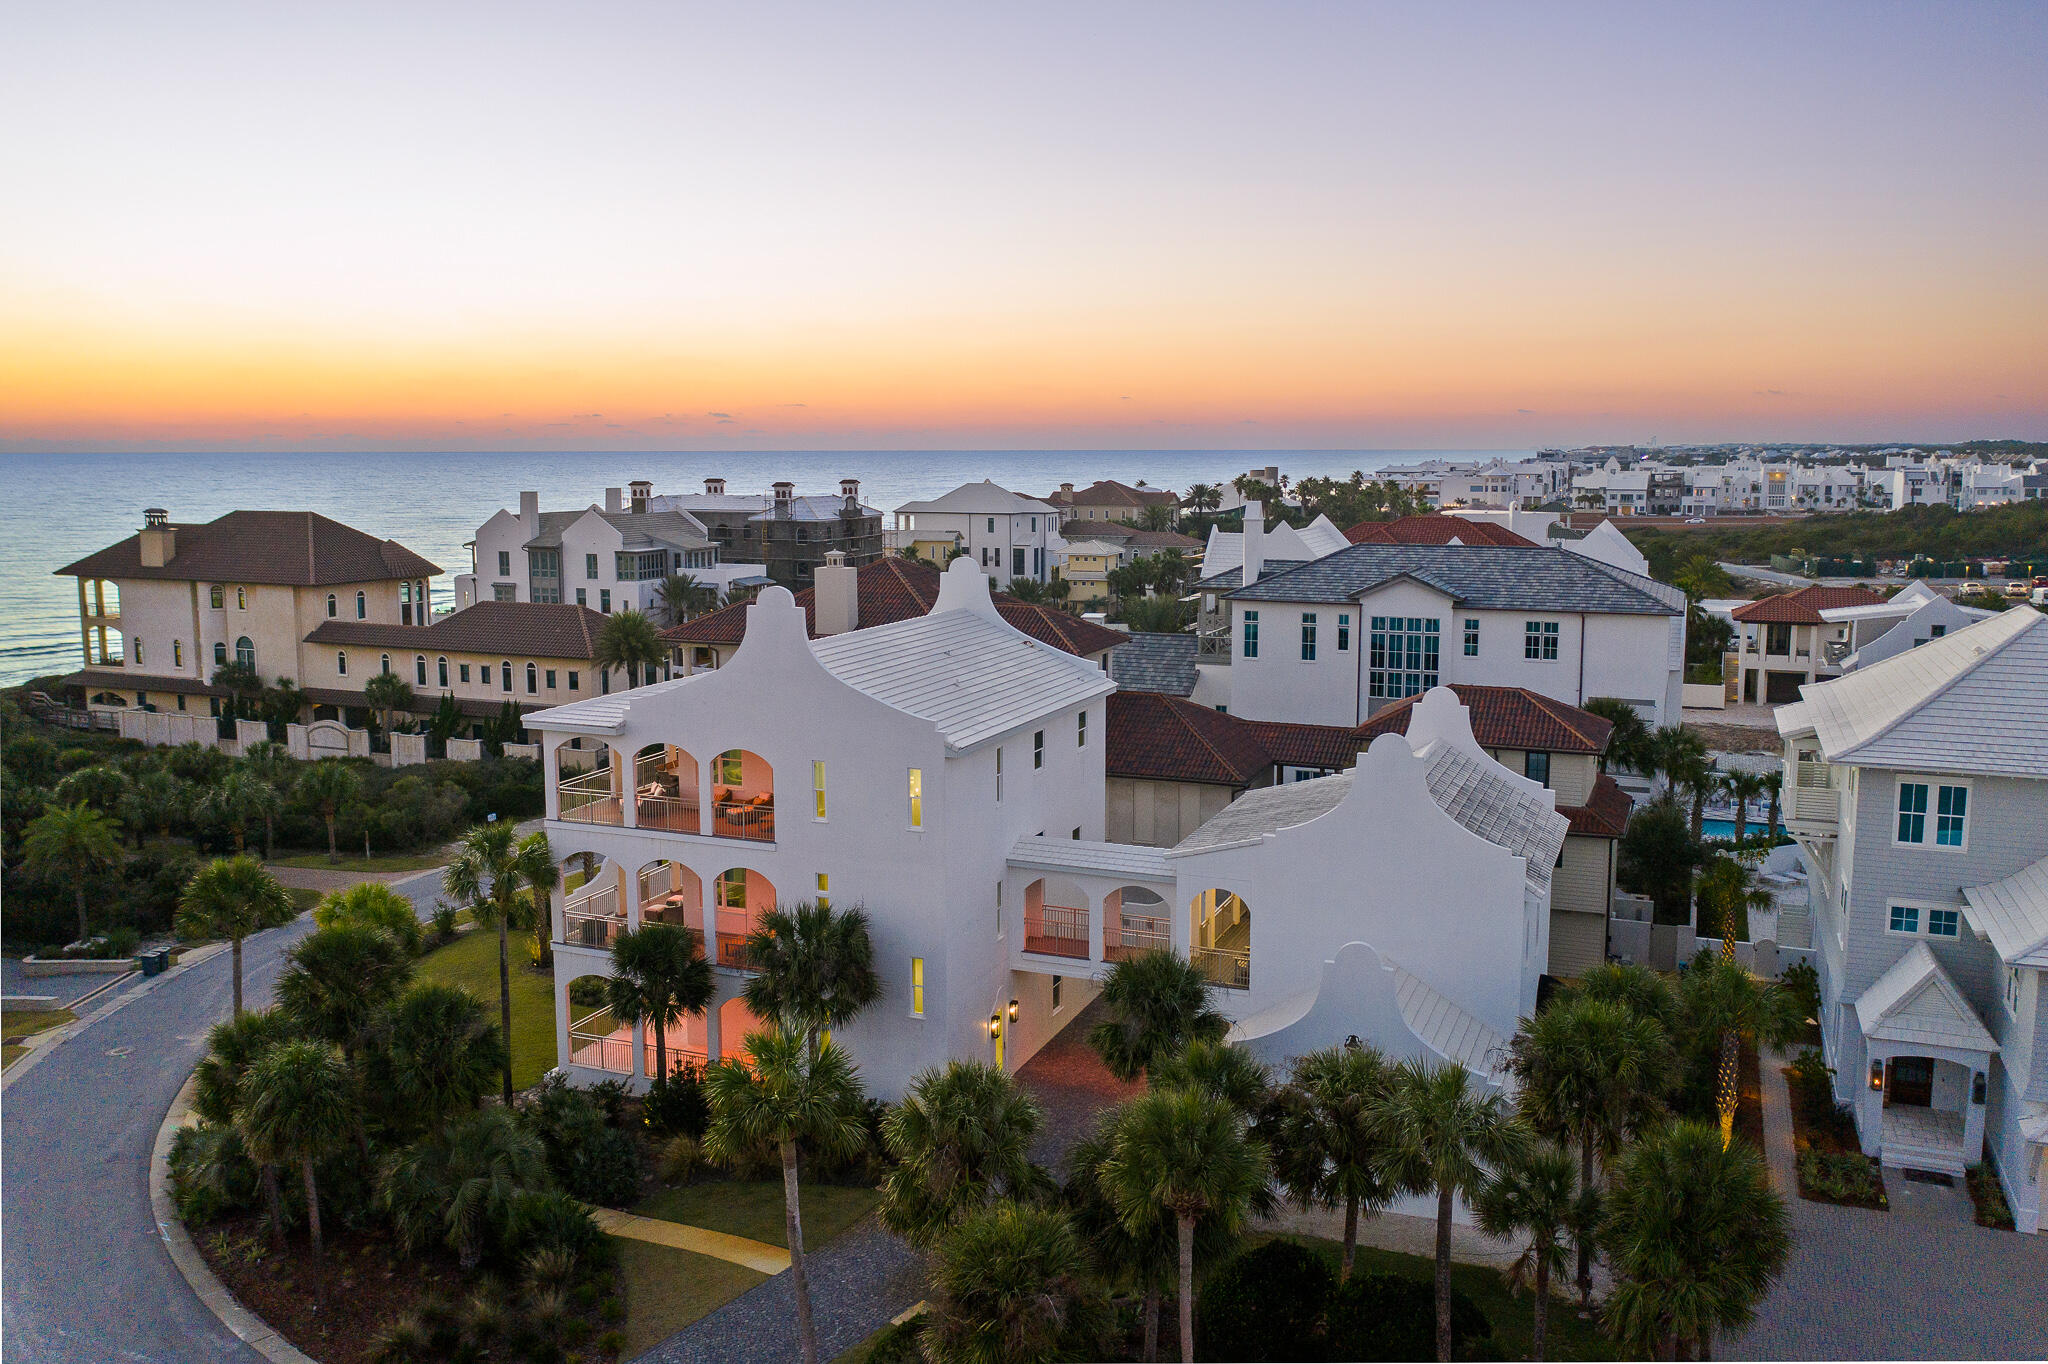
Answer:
[{"left": 0, "top": 867, "right": 447, "bottom": 1364}]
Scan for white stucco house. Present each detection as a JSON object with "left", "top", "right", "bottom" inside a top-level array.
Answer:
[
  {"left": 525, "top": 560, "right": 1566, "bottom": 1104},
  {"left": 1777, "top": 607, "right": 2048, "bottom": 1231},
  {"left": 891, "top": 481, "right": 1064, "bottom": 586}
]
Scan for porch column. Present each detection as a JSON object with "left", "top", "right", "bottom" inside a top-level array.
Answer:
[
  {"left": 618, "top": 860, "right": 637, "bottom": 930},
  {"left": 1964, "top": 1068, "right": 1988, "bottom": 1163},
  {"left": 1857, "top": 1043, "right": 1886, "bottom": 1157},
  {"left": 1088, "top": 890, "right": 1105, "bottom": 965},
  {"left": 543, "top": 741, "right": 561, "bottom": 821},
  {"left": 705, "top": 992, "right": 723, "bottom": 1064},
  {"left": 618, "top": 744, "right": 637, "bottom": 829},
  {"left": 553, "top": 973, "right": 574, "bottom": 1080}
]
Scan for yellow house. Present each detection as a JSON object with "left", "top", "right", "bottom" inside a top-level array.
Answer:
[{"left": 1057, "top": 540, "right": 1122, "bottom": 604}]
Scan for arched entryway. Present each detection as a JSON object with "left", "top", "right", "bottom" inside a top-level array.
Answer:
[
  {"left": 555, "top": 739, "right": 623, "bottom": 826},
  {"left": 710, "top": 748, "right": 774, "bottom": 841},
  {"left": 1023, "top": 877, "right": 1090, "bottom": 959},
  {"left": 557, "top": 850, "right": 620, "bottom": 949},
  {"left": 1103, "top": 885, "right": 1170, "bottom": 962},
  {"left": 635, "top": 859, "right": 704, "bottom": 938},
  {"left": 634, "top": 742, "right": 701, "bottom": 833},
  {"left": 711, "top": 867, "right": 776, "bottom": 968},
  {"left": 1188, "top": 888, "right": 1251, "bottom": 989}
]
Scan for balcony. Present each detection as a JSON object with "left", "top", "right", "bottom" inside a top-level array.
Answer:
[
  {"left": 568, "top": 1008, "right": 633, "bottom": 1073},
  {"left": 1191, "top": 945, "right": 1250, "bottom": 990},
  {"left": 1023, "top": 902, "right": 1090, "bottom": 959},
  {"left": 560, "top": 881, "right": 623, "bottom": 949},
  {"left": 1785, "top": 758, "right": 1839, "bottom": 835},
  {"left": 1103, "top": 911, "right": 1171, "bottom": 963},
  {"left": 558, "top": 764, "right": 622, "bottom": 826},
  {"left": 715, "top": 909, "right": 757, "bottom": 968},
  {"left": 634, "top": 745, "right": 701, "bottom": 834},
  {"left": 711, "top": 799, "right": 775, "bottom": 842}
]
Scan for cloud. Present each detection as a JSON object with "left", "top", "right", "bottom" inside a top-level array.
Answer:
[
  {"left": 1517, "top": 408, "right": 1534, "bottom": 414},
  {"left": 716, "top": 417, "right": 735, "bottom": 424},
  {"left": 1120, "top": 395, "right": 1132, "bottom": 401},
  {"left": 777, "top": 402, "right": 807, "bottom": 408},
  {"left": 1754, "top": 389, "right": 1787, "bottom": 397},
  {"left": 707, "top": 411, "right": 732, "bottom": 419}
]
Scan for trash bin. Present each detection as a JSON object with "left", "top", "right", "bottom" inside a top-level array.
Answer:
[{"left": 138, "top": 949, "right": 171, "bottom": 977}]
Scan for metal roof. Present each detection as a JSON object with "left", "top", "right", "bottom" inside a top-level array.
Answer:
[
  {"left": 522, "top": 670, "right": 712, "bottom": 734},
  {"left": 1394, "top": 965, "right": 1511, "bottom": 1084},
  {"left": 1107, "top": 632, "right": 1199, "bottom": 696},
  {"left": 1776, "top": 607, "right": 2048, "bottom": 778},
  {"left": 1854, "top": 943, "right": 1999, "bottom": 1054},
  {"left": 894, "top": 480, "right": 1061, "bottom": 517},
  {"left": 521, "top": 508, "right": 713, "bottom": 551},
  {"left": 1007, "top": 835, "right": 1172, "bottom": 881},
  {"left": 1226, "top": 543, "right": 1682, "bottom": 615},
  {"left": 1962, "top": 854, "right": 2048, "bottom": 967},
  {"left": 1200, "top": 516, "right": 1350, "bottom": 578}
]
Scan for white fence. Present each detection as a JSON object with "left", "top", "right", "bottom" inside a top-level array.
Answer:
[
  {"left": 107, "top": 707, "right": 532, "bottom": 770},
  {"left": 1694, "top": 935, "right": 1814, "bottom": 980}
]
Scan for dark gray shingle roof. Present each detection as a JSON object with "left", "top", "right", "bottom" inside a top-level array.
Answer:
[
  {"left": 1193, "top": 560, "right": 1307, "bottom": 591},
  {"left": 1107, "top": 632, "right": 1198, "bottom": 696},
  {"left": 1225, "top": 544, "right": 1679, "bottom": 615}
]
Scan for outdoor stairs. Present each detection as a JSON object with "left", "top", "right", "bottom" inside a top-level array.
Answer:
[{"left": 1879, "top": 1106, "right": 1967, "bottom": 1177}]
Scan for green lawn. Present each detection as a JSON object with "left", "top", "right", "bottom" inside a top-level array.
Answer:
[
  {"left": 613, "top": 1237, "right": 768, "bottom": 1359},
  {"left": 268, "top": 850, "right": 451, "bottom": 873},
  {"left": 415, "top": 928, "right": 555, "bottom": 1089},
  {"left": 286, "top": 887, "right": 323, "bottom": 914},
  {"left": 636, "top": 1179, "right": 880, "bottom": 1250},
  {"left": 1, "top": 1008, "right": 74, "bottom": 1071}
]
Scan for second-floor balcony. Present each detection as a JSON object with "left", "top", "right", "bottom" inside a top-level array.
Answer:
[
  {"left": 1785, "top": 756, "right": 1839, "bottom": 833},
  {"left": 1023, "top": 902, "right": 1090, "bottom": 959}
]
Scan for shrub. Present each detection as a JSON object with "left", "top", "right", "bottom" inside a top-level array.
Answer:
[
  {"left": 62, "top": 927, "right": 142, "bottom": 959},
  {"left": 1198, "top": 1239, "right": 1334, "bottom": 1361},
  {"left": 567, "top": 976, "right": 607, "bottom": 1009},
  {"left": 1966, "top": 1163, "right": 2015, "bottom": 1230},
  {"left": 430, "top": 902, "right": 460, "bottom": 945},
  {"left": 564, "top": 1126, "right": 642, "bottom": 1208},
  {"left": 316, "top": 882, "right": 426, "bottom": 955},
  {"left": 1796, "top": 1148, "right": 1887, "bottom": 1208},
  {"left": 641, "top": 1067, "right": 710, "bottom": 1139},
  {"left": 595, "top": 1329, "right": 628, "bottom": 1359},
  {"left": 1781, "top": 961, "right": 1820, "bottom": 1022},
  {"left": 168, "top": 1123, "right": 260, "bottom": 1224},
  {"left": 503, "top": 1189, "right": 613, "bottom": 1272},
  {"left": 1322, "top": 1272, "right": 1489, "bottom": 1363},
  {"left": 655, "top": 1134, "right": 701, "bottom": 1184},
  {"left": 588, "top": 1078, "right": 632, "bottom": 1127},
  {"left": 522, "top": 1074, "right": 641, "bottom": 1205}
]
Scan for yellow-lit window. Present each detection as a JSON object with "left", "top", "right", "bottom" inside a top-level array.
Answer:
[
  {"left": 910, "top": 957, "right": 925, "bottom": 1017},
  {"left": 815, "top": 872, "right": 830, "bottom": 908},
  {"left": 908, "top": 768, "right": 923, "bottom": 828},
  {"left": 235, "top": 587, "right": 246, "bottom": 610},
  {"left": 813, "top": 761, "right": 827, "bottom": 819}
]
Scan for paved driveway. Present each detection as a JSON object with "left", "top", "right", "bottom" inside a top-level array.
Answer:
[{"left": 0, "top": 867, "right": 447, "bottom": 1364}]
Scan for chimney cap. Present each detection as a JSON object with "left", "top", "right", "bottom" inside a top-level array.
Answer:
[
  {"left": 772, "top": 481, "right": 795, "bottom": 493},
  {"left": 824, "top": 550, "right": 847, "bottom": 566},
  {"left": 143, "top": 508, "right": 169, "bottom": 527},
  {"left": 629, "top": 479, "right": 652, "bottom": 492}
]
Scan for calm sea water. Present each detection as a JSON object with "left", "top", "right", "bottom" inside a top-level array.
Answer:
[{"left": 0, "top": 449, "right": 1527, "bottom": 686}]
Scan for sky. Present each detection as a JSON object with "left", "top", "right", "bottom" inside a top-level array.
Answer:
[{"left": 2, "top": 1, "right": 2044, "bottom": 453}]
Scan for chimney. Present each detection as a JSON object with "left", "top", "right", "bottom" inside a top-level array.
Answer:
[
  {"left": 139, "top": 508, "right": 175, "bottom": 567},
  {"left": 840, "top": 478, "right": 861, "bottom": 515},
  {"left": 1242, "top": 501, "right": 1265, "bottom": 584},
  {"left": 519, "top": 491, "right": 540, "bottom": 540},
  {"left": 815, "top": 550, "right": 859, "bottom": 636},
  {"left": 629, "top": 479, "right": 652, "bottom": 514},
  {"left": 1061, "top": 482, "right": 1075, "bottom": 494},
  {"left": 604, "top": 487, "right": 623, "bottom": 513},
  {"left": 704, "top": 477, "right": 726, "bottom": 496},
  {"left": 772, "top": 481, "right": 794, "bottom": 518}
]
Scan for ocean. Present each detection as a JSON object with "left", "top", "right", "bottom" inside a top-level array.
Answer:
[{"left": 0, "top": 448, "right": 1528, "bottom": 687}]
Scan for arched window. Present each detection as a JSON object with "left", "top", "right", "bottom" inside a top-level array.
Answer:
[
  {"left": 501, "top": 660, "right": 513, "bottom": 693},
  {"left": 235, "top": 587, "right": 246, "bottom": 610},
  {"left": 234, "top": 636, "right": 255, "bottom": 670},
  {"left": 415, "top": 655, "right": 427, "bottom": 686},
  {"left": 379, "top": 653, "right": 391, "bottom": 675},
  {"left": 525, "top": 662, "right": 538, "bottom": 694},
  {"left": 337, "top": 651, "right": 348, "bottom": 676},
  {"left": 356, "top": 591, "right": 366, "bottom": 620},
  {"left": 437, "top": 657, "right": 449, "bottom": 687},
  {"left": 214, "top": 642, "right": 227, "bottom": 666},
  {"left": 326, "top": 593, "right": 337, "bottom": 618}
]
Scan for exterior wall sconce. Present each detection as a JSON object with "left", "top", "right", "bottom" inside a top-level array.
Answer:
[
  {"left": 988, "top": 1011, "right": 1002, "bottom": 1038},
  {"left": 1972, "top": 1071, "right": 1986, "bottom": 1105},
  {"left": 1869, "top": 1060, "right": 1885, "bottom": 1091},
  {"left": 1008, "top": 998, "right": 1020, "bottom": 1021}
]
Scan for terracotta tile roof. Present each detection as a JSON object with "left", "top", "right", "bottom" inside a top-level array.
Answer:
[
  {"left": 56, "top": 510, "right": 440, "bottom": 586},
  {"left": 1344, "top": 515, "right": 1536, "bottom": 547},
  {"left": 1729, "top": 584, "right": 1889, "bottom": 624},
  {"left": 305, "top": 601, "right": 611, "bottom": 659},
  {"left": 1046, "top": 479, "right": 1180, "bottom": 510},
  {"left": 661, "top": 557, "right": 1128, "bottom": 657},
  {"left": 1353, "top": 684, "right": 1615, "bottom": 756},
  {"left": 1106, "top": 691, "right": 1357, "bottom": 786},
  {"left": 1558, "top": 772, "right": 1633, "bottom": 838}
]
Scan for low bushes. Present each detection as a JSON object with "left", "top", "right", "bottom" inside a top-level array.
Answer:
[
  {"left": 1195, "top": 1241, "right": 1492, "bottom": 1362},
  {"left": 1783, "top": 1050, "right": 1888, "bottom": 1210},
  {"left": 1966, "top": 1163, "right": 2015, "bottom": 1230},
  {"left": 1796, "top": 1148, "right": 1888, "bottom": 1208}
]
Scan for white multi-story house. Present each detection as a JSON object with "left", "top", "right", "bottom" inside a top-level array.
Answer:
[
  {"left": 1729, "top": 585, "right": 1890, "bottom": 704},
  {"left": 1879, "top": 464, "right": 1950, "bottom": 510},
  {"left": 1821, "top": 582, "right": 1997, "bottom": 673},
  {"left": 892, "top": 481, "right": 1064, "bottom": 586},
  {"left": 1777, "top": 607, "right": 2048, "bottom": 1231},
  {"left": 462, "top": 486, "right": 766, "bottom": 617},
  {"left": 1213, "top": 540, "right": 1687, "bottom": 729},
  {"left": 527, "top": 562, "right": 1565, "bottom": 1101},
  {"left": 1199, "top": 502, "right": 1350, "bottom": 583}
]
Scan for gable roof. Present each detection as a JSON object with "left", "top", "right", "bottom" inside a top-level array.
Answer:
[
  {"left": 1106, "top": 692, "right": 1359, "bottom": 787},
  {"left": 894, "top": 480, "right": 1060, "bottom": 516},
  {"left": 1774, "top": 607, "right": 2048, "bottom": 777},
  {"left": 56, "top": 510, "right": 441, "bottom": 586},
  {"left": 1558, "top": 773, "right": 1634, "bottom": 838},
  {"left": 1106, "top": 632, "right": 1198, "bottom": 696},
  {"left": 1060, "top": 522, "right": 1202, "bottom": 552},
  {"left": 1226, "top": 543, "right": 1682, "bottom": 615},
  {"left": 1961, "top": 854, "right": 2048, "bottom": 967},
  {"left": 304, "top": 600, "right": 611, "bottom": 659},
  {"left": 661, "top": 557, "right": 1127, "bottom": 657},
  {"left": 1730, "top": 584, "right": 1888, "bottom": 624},
  {"left": 522, "top": 507, "right": 711, "bottom": 551},
  {"left": 1344, "top": 515, "right": 1536, "bottom": 547},
  {"left": 1045, "top": 479, "right": 1179, "bottom": 509},
  {"left": 1201, "top": 515, "right": 1351, "bottom": 579},
  {"left": 1352, "top": 684, "right": 1614, "bottom": 755},
  {"left": 1854, "top": 943, "right": 1999, "bottom": 1054}
]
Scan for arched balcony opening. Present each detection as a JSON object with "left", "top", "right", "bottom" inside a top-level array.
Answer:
[
  {"left": 556, "top": 739, "right": 623, "bottom": 826},
  {"left": 718, "top": 995, "right": 771, "bottom": 1067},
  {"left": 1103, "top": 885, "right": 1170, "bottom": 963},
  {"left": 557, "top": 850, "right": 621, "bottom": 949},
  {"left": 644, "top": 1010, "right": 713, "bottom": 1080},
  {"left": 634, "top": 743, "right": 702, "bottom": 833},
  {"left": 1188, "top": 888, "right": 1251, "bottom": 989},
  {"left": 710, "top": 748, "right": 775, "bottom": 842},
  {"left": 711, "top": 867, "right": 776, "bottom": 968},
  {"left": 1023, "top": 877, "right": 1090, "bottom": 960},
  {"left": 636, "top": 859, "right": 704, "bottom": 938},
  {"left": 565, "top": 970, "right": 633, "bottom": 1075}
]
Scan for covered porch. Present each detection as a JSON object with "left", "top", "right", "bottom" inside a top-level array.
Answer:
[{"left": 1852, "top": 943, "right": 1997, "bottom": 1176}]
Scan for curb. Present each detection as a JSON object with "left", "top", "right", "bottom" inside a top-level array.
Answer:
[
  {"left": 151, "top": 1069, "right": 319, "bottom": 1364},
  {"left": 0, "top": 941, "right": 229, "bottom": 1095}
]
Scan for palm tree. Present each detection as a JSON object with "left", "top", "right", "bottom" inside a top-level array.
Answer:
[
  {"left": 198, "top": 768, "right": 273, "bottom": 855},
  {"left": 370, "top": 982, "right": 505, "bottom": 1134},
  {"left": 1183, "top": 483, "right": 1222, "bottom": 514},
  {"left": 740, "top": 902, "right": 882, "bottom": 1057},
  {"left": 1671, "top": 951, "right": 1803, "bottom": 1128},
  {"left": 594, "top": 608, "right": 666, "bottom": 687},
  {"left": 1573, "top": 961, "right": 1678, "bottom": 1030},
  {"left": 238, "top": 1039, "right": 355, "bottom": 1257},
  {"left": 121, "top": 768, "right": 190, "bottom": 843},
  {"left": 380, "top": 1106, "right": 549, "bottom": 1267},
  {"left": 1507, "top": 995, "right": 1673, "bottom": 1308},
  {"left": 239, "top": 742, "right": 296, "bottom": 857},
  {"left": 1004, "top": 576, "right": 1052, "bottom": 604},
  {"left": 881, "top": 1060, "right": 1045, "bottom": 1246},
  {"left": 296, "top": 760, "right": 361, "bottom": 862},
  {"left": 193, "top": 1008, "right": 301, "bottom": 1126},
  {"left": 1474, "top": 1142, "right": 1579, "bottom": 1360},
  {"left": 1645, "top": 726, "right": 1713, "bottom": 841},
  {"left": 313, "top": 880, "right": 425, "bottom": 954},
  {"left": 1762, "top": 770, "right": 1783, "bottom": 841},
  {"left": 1149, "top": 1038, "right": 1270, "bottom": 1120},
  {"left": 444, "top": 823, "right": 559, "bottom": 1103},
  {"left": 702, "top": 1030, "right": 868, "bottom": 1364},
  {"left": 1138, "top": 503, "right": 1175, "bottom": 532},
  {"left": 1602, "top": 1120, "right": 1789, "bottom": 1360},
  {"left": 922, "top": 1201, "right": 1104, "bottom": 1364},
  {"left": 275, "top": 923, "right": 415, "bottom": 1060},
  {"left": 53, "top": 764, "right": 129, "bottom": 820},
  {"left": 1086, "top": 950, "right": 1227, "bottom": 1082},
  {"left": 1266, "top": 1043, "right": 1394, "bottom": 1282},
  {"left": 1373, "top": 1060, "right": 1530, "bottom": 1363},
  {"left": 258, "top": 678, "right": 306, "bottom": 733},
  {"left": 1062, "top": 1110, "right": 1192, "bottom": 1362},
  {"left": 1582, "top": 698, "right": 1651, "bottom": 774},
  {"left": 1720, "top": 769, "right": 1772, "bottom": 843},
  {"left": 23, "top": 801, "right": 124, "bottom": 942},
  {"left": 657, "top": 573, "right": 713, "bottom": 626},
  {"left": 1100, "top": 1086, "right": 1269, "bottom": 1363},
  {"left": 605, "top": 922, "right": 714, "bottom": 1082},
  {"left": 1695, "top": 854, "right": 1773, "bottom": 947},
  {"left": 211, "top": 660, "right": 264, "bottom": 719},
  {"left": 177, "top": 856, "right": 298, "bottom": 1016},
  {"left": 363, "top": 671, "right": 416, "bottom": 739}
]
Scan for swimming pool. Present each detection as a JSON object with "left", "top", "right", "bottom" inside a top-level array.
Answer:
[{"left": 1702, "top": 818, "right": 1785, "bottom": 841}]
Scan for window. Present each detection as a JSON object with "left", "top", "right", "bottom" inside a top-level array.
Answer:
[
  {"left": 236, "top": 587, "right": 246, "bottom": 610},
  {"left": 995, "top": 748, "right": 1004, "bottom": 801},
  {"left": 1033, "top": 731, "right": 1044, "bottom": 769},
  {"left": 1524, "top": 620, "right": 1560, "bottom": 660},
  {"left": 235, "top": 636, "right": 255, "bottom": 670},
  {"left": 1928, "top": 908, "right": 1960, "bottom": 937},
  {"left": 1935, "top": 785, "right": 1968, "bottom": 847},
  {"left": 415, "top": 655, "right": 427, "bottom": 686},
  {"left": 813, "top": 760, "right": 827, "bottom": 819},
  {"left": 1889, "top": 905, "right": 1920, "bottom": 934},
  {"left": 214, "top": 642, "right": 226, "bottom": 666},
  {"left": 995, "top": 881, "right": 1003, "bottom": 936},
  {"left": 322, "top": 592, "right": 333, "bottom": 617},
  {"left": 438, "top": 657, "right": 449, "bottom": 687},
  {"left": 599, "top": 589, "right": 611, "bottom": 613},
  {"left": 211, "top": 586, "right": 225, "bottom": 609},
  {"left": 986, "top": 517, "right": 995, "bottom": 533},
  {"left": 1525, "top": 751, "right": 1551, "bottom": 787},
  {"left": 480, "top": 664, "right": 491, "bottom": 685},
  {"left": 1930, "top": 623, "right": 1947, "bottom": 638},
  {"left": 1896, "top": 782, "right": 1928, "bottom": 843},
  {"left": 1764, "top": 622, "right": 1792, "bottom": 655},
  {"left": 132, "top": 637, "right": 143, "bottom": 666},
  {"left": 1301, "top": 612, "right": 1317, "bottom": 661},
  {"left": 525, "top": 663, "right": 538, "bottom": 694},
  {"left": 585, "top": 553, "right": 599, "bottom": 580},
  {"left": 1078, "top": 710, "right": 1087, "bottom": 746},
  {"left": 356, "top": 591, "right": 366, "bottom": 619},
  {"left": 908, "top": 769, "right": 923, "bottom": 828},
  {"left": 1242, "top": 610, "right": 1259, "bottom": 659},
  {"left": 459, "top": 662, "right": 471, "bottom": 682},
  {"left": 567, "top": 670, "right": 579, "bottom": 691},
  {"left": 1463, "top": 618, "right": 1479, "bottom": 656},
  {"left": 1368, "top": 616, "right": 1441, "bottom": 699},
  {"left": 377, "top": 652, "right": 390, "bottom": 674},
  {"left": 497, "top": 550, "right": 511, "bottom": 576},
  {"left": 1337, "top": 613, "right": 1350, "bottom": 652},
  {"left": 576, "top": 589, "right": 587, "bottom": 607},
  {"left": 337, "top": 651, "right": 348, "bottom": 676},
  {"left": 493, "top": 584, "right": 517, "bottom": 602},
  {"left": 910, "top": 957, "right": 925, "bottom": 1016},
  {"left": 814, "top": 872, "right": 830, "bottom": 908},
  {"left": 173, "top": 639, "right": 183, "bottom": 668},
  {"left": 501, "top": 662, "right": 513, "bottom": 693},
  {"left": 1051, "top": 975, "right": 1063, "bottom": 1012},
  {"left": 718, "top": 751, "right": 743, "bottom": 784},
  {"left": 1012, "top": 547, "right": 1024, "bottom": 578},
  {"left": 545, "top": 668, "right": 556, "bottom": 689}
]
